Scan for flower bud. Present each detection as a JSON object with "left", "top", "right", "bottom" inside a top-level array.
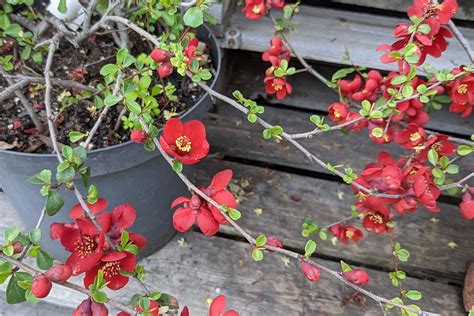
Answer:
[
  {"left": 130, "top": 129, "right": 147, "bottom": 143},
  {"left": 158, "top": 62, "right": 173, "bottom": 79},
  {"left": 31, "top": 275, "right": 52, "bottom": 298},
  {"left": 150, "top": 48, "right": 171, "bottom": 63},
  {"left": 12, "top": 241, "right": 24, "bottom": 254},
  {"left": 73, "top": 298, "right": 109, "bottom": 316},
  {"left": 45, "top": 264, "right": 72, "bottom": 283},
  {"left": 343, "top": 269, "right": 370, "bottom": 285},
  {"left": 266, "top": 236, "right": 283, "bottom": 250},
  {"left": 299, "top": 261, "right": 320, "bottom": 282}
]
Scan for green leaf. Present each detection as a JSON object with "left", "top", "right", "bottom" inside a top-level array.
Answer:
[
  {"left": 58, "top": 0, "right": 68, "bottom": 13},
  {"left": 391, "top": 75, "right": 407, "bottom": 85},
  {"left": 255, "top": 234, "right": 267, "bottom": 247},
  {"left": 29, "top": 228, "right": 41, "bottom": 245},
  {"left": 432, "top": 167, "right": 444, "bottom": 178},
  {"left": 4, "top": 227, "right": 19, "bottom": 243},
  {"left": 183, "top": 7, "right": 204, "bottom": 28},
  {"left": 427, "top": 149, "right": 438, "bottom": 166},
  {"left": 45, "top": 190, "right": 64, "bottom": 216},
  {"left": 251, "top": 249, "right": 264, "bottom": 261},
  {"left": 395, "top": 249, "right": 410, "bottom": 262},
  {"left": 126, "top": 100, "right": 141, "bottom": 114},
  {"left": 340, "top": 260, "right": 352, "bottom": 272},
  {"left": 68, "top": 131, "right": 87, "bottom": 143},
  {"left": 2, "top": 245, "right": 14, "bottom": 256},
  {"left": 418, "top": 23, "right": 431, "bottom": 34},
  {"left": 371, "top": 128, "right": 384, "bottom": 138},
  {"left": 228, "top": 208, "right": 241, "bottom": 221},
  {"left": 100, "top": 64, "right": 119, "bottom": 76},
  {"left": 87, "top": 185, "right": 99, "bottom": 204},
  {"left": 36, "top": 249, "right": 53, "bottom": 270},
  {"left": 56, "top": 166, "right": 76, "bottom": 183},
  {"left": 144, "top": 139, "right": 156, "bottom": 152},
  {"left": 6, "top": 275, "right": 26, "bottom": 304},
  {"left": 331, "top": 68, "right": 355, "bottom": 82},
  {"left": 172, "top": 160, "right": 183, "bottom": 173},
  {"left": 304, "top": 240, "right": 316, "bottom": 257},
  {"left": 57, "top": 161, "right": 70, "bottom": 173},
  {"left": 457, "top": 145, "right": 473, "bottom": 156},
  {"left": 445, "top": 164, "right": 459, "bottom": 174},
  {"left": 104, "top": 95, "right": 121, "bottom": 107},
  {"left": 4, "top": 24, "right": 21, "bottom": 36},
  {"left": 405, "top": 290, "right": 422, "bottom": 301},
  {"left": 27, "top": 169, "right": 52, "bottom": 185},
  {"left": 92, "top": 290, "right": 108, "bottom": 303}
]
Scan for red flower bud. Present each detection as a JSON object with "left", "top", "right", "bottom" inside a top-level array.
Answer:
[
  {"left": 328, "top": 102, "right": 349, "bottom": 122},
  {"left": 299, "top": 261, "right": 320, "bottom": 282},
  {"left": 266, "top": 236, "right": 283, "bottom": 249},
  {"left": 73, "top": 299, "right": 109, "bottom": 316},
  {"left": 130, "top": 129, "right": 147, "bottom": 143},
  {"left": 12, "top": 241, "right": 24, "bottom": 254},
  {"left": 343, "top": 269, "right": 370, "bottom": 285},
  {"left": 45, "top": 264, "right": 72, "bottom": 283},
  {"left": 150, "top": 48, "right": 171, "bottom": 63},
  {"left": 31, "top": 275, "right": 52, "bottom": 298},
  {"left": 158, "top": 62, "right": 173, "bottom": 78}
]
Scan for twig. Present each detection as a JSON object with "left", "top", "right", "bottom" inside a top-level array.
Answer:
[
  {"left": 447, "top": 21, "right": 474, "bottom": 63},
  {"left": 0, "top": 79, "right": 30, "bottom": 103},
  {"left": 106, "top": 16, "right": 160, "bottom": 47},
  {"left": 83, "top": 0, "right": 100, "bottom": 32},
  {"left": 0, "top": 67, "right": 45, "bottom": 133},
  {"left": 112, "top": 106, "right": 127, "bottom": 134},
  {"left": 83, "top": 72, "right": 123, "bottom": 149},
  {"left": 0, "top": 252, "right": 134, "bottom": 314},
  {"left": 439, "top": 172, "right": 474, "bottom": 190},
  {"left": 2, "top": 74, "right": 99, "bottom": 94}
]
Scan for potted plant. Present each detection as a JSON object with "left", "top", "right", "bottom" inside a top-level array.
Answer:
[{"left": 0, "top": 0, "right": 221, "bottom": 259}]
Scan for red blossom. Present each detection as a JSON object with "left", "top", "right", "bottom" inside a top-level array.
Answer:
[
  {"left": 340, "top": 112, "right": 368, "bottom": 133},
  {"left": 84, "top": 251, "right": 136, "bottom": 290},
  {"left": 328, "top": 102, "right": 349, "bottom": 122},
  {"left": 266, "top": 236, "right": 283, "bottom": 249},
  {"left": 31, "top": 275, "right": 52, "bottom": 298},
  {"left": 417, "top": 134, "right": 455, "bottom": 162},
  {"left": 343, "top": 269, "right": 370, "bottom": 285},
  {"left": 158, "top": 62, "right": 174, "bottom": 78},
  {"left": 150, "top": 48, "right": 172, "bottom": 63},
  {"left": 160, "top": 118, "right": 210, "bottom": 164},
  {"left": 449, "top": 72, "right": 474, "bottom": 118},
  {"left": 209, "top": 295, "right": 239, "bottom": 316},
  {"left": 72, "top": 298, "right": 108, "bottom": 316},
  {"left": 130, "top": 129, "right": 148, "bottom": 143},
  {"left": 395, "top": 123, "right": 427, "bottom": 150},
  {"left": 181, "top": 306, "right": 190, "bottom": 316},
  {"left": 407, "top": 0, "right": 458, "bottom": 26},
  {"left": 300, "top": 260, "right": 320, "bottom": 282},
  {"left": 45, "top": 264, "right": 72, "bottom": 284},
  {"left": 242, "top": 0, "right": 265, "bottom": 20},
  {"left": 264, "top": 76, "right": 293, "bottom": 100},
  {"left": 460, "top": 188, "right": 474, "bottom": 220},
  {"left": 201, "top": 169, "right": 238, "bottom": 224},
  {"left": 136, "top": 300, "right": 160, "bottom": 316},
  {"left": 359, "top": 197, "right": 393, "bottom": 234},
  {"left": 329, "top": 224, "right": 363, "bottom": 244},
  {"left": 69, "top": 198, "right": 108, "bottom": 219},
  {"left": 266, "top": 0, "right": 285, "bottom": 8},
  {"left": 172, "top": 195, "right": 220, "bottom": 236},
  {"left": 262, "top": 37, "right": 291, "bottom": 66},
  {"left": 357, "top": 152, "right": 403, "bottom": 193},
  {"left": 338, "top": 75, "right": 362, "bottom": 95}
]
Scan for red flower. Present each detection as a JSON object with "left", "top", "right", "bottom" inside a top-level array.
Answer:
[
  {"left": 172, "top": 195, "right": 220, "bottom": 236},
  {"left": 107, "top": 204, "right": 147, "bottom": 249},
  {"left": 130, "top": 129, "right": 148, "bottom": 143},
  {"left": 395, "top": 123, "right": 427, "bottom": 150},
  {"left": 160, "top": 118, "right": 210, "bottom": 164},
  {"left": 300, "top": 260, "right": 320, "bottom": 282},
  {"left": 460, "top": 200, "right": 474, "bottom": 220},
  {"left": 150, "top": 48, "right": 172, "bottom": 63},
  {"left": 51, "top": 218, "right": 110, "bottom": 275},
  {"left": 266, "top": 0, "right": 284, "bottom": 8},
  {"left": 328, "top": 102, "right": 349, "bottom": 122},
  {"left": 45, "top": 264, "right": 72, "bottom": 283},
  {"left": 209, "top": 295, "right": 239, "bottom": 316},
  {"left": 158, "top": 62, "right": 174, "bottom": 78},
  {"left": 341, "top": 112, "right": 367, "bottom": 133},
  {"left": 359, "top": 197, "right": 393, "bottom": 234},
  {"left": 137, "top": 300, "right": 160, "bottom": 316},
  {"left": 449, "top": 74, "right": 474, "bottom": 118},
  {"left": 31, "top": 275, "right": 52, "bottom": 298},
  {"left": 329, "top": 224, "right": 363, "bottom": 244},
  {"left": 338, "top": 75, "right": 362, "bottom": 95},
  {"left": 408, "top": 0, "right": 458, "bottom": 26},
  {"left": 343, "top": 269, "right": 370, "bottom": 285},
  {"left": 262, "top": 37, "right": 291, "bottom": 65},
  {"left": 266, "top": 236, "right": 283, "bottom": 249},
  {"left": 264, "top": 76, "right": 292, "bottom": 100},
  {"left": 242, "top": 0, "right": 265, "bottom": 20},
  {"left": 202, "top": 169, "right": 238, "bottom": 224},
  {"left": 84, "top": 251, "right": 137, "bottom": 290},
  {"left": 73, "top": 298, "right": 108, "bottom": 316},
  {"left": 417, "top": 134, "right": 456, "bottom": 162},
  {"left": 358, "top": 152, "right": 403, "bottom": 193},
  {"left": 181, "top": 306, "right": 190, "bottom": 316},
  {"left": 69, "top": 198, "right": 108, "bottom": 219}
]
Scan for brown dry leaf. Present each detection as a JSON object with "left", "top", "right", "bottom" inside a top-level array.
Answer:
[{"left": 0, "top": 140, "right": 18, "bottom": 150}]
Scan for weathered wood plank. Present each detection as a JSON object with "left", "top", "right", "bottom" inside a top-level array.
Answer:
[
  {"left": 205, "top": 103, "right": 474, "bottom": 183},
  {"left": 222, "top": 5, "right": 474, "bottom": 71},
  {"left": 225, "top": 50, "right": 474, "bottom": 137},
  {"left": 0, "top": 194, "right": 464, "bottom": 314},
  {"left": 196, "top": 159, "right": 474, "bottom": 285},
  {"left": 327, "top": 0, "right": 474, "bottom": 22}
]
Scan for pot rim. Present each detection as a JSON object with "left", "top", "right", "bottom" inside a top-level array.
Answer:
[{"left": 0, "top": 25, "right": 221, "bottom": 159}]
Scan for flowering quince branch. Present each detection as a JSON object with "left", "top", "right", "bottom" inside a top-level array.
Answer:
[
  {"left": 137, "top": 117, "right": 439, "bottom": 316},
  {"left": 0, "top": 252, "right": 135, "bottom": 314}
]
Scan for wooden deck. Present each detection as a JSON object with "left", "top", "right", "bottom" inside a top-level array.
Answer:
[{"left": 1, "top": 1, "right": 473, "bottom": 315}]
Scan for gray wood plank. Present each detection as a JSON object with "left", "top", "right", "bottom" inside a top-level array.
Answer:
[
  {"left": 205, "top": 103, "right": 474, "bottom": 182},
  {"left": 225, "top": 50, "right": 474, "bottom": 137},
  {"left": 222, "top": 5, "right": 474, "bottom": 71},
  {"left": 196, "top": 159, "right": 474, "bottom": 285},
  {"left": 328, "top": 0, "right": 474, "bottom": 22},
  {"left": 0, "top": 194, "right": 464, "bottom": 314}
]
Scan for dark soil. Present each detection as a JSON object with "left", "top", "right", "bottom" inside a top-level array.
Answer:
[{"left": 0, "top": 30, "right": 208, "bottom": 153}]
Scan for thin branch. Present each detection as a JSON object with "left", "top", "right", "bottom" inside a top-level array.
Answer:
[
  {"left": 0, "top": 252, "right": 134, "bottom": 314},
  {"left": 83, "top": 0, "right": 100, "bottom": 32},
  {"left": 0, "top": 79, "right": 30, "bottom": 103},
  {"left": 83, "top": 72, "right": 123, "bottom": 149},
  {"left": 2, "top": 74, "right": 99, "bottom": 94},
  {"left": 447, "top": 21, "right": 474, "bottom": 63},
  {"left": 106, "top": 16, "right": 160, "bottom": 47},
  {"left": 439, "top": 172, "right": 474, "bottom": 190}
]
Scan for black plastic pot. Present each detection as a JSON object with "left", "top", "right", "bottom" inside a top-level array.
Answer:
[{"left": 0, "top": 26, "right": 221, "bottom": 260}]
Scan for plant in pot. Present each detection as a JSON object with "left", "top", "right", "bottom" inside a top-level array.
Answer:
[{"left": 0, "top": 0, "right": 221, "bottom": 259}]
